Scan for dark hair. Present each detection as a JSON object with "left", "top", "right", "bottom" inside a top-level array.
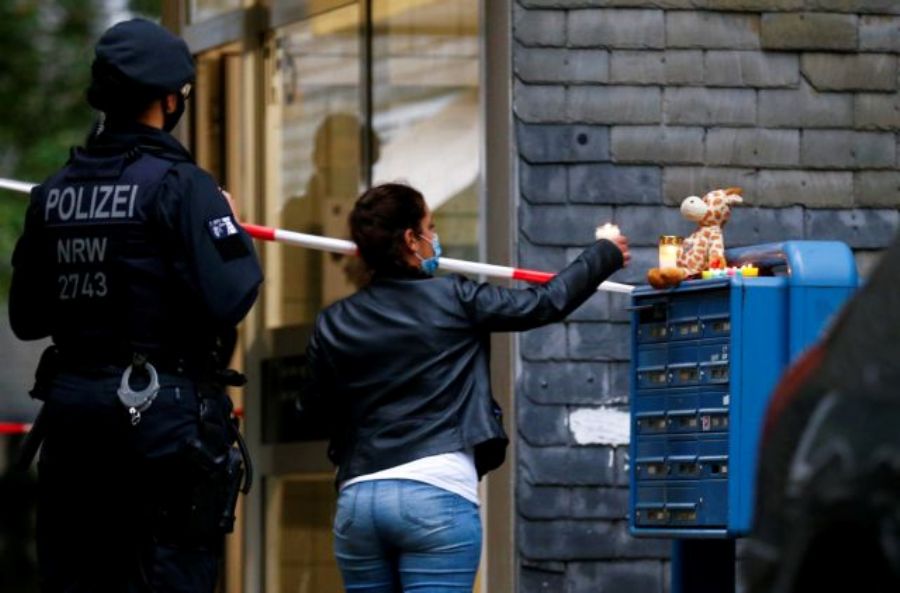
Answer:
[{"left": 349, "top": 183, "right": 427, "bottom": 274}]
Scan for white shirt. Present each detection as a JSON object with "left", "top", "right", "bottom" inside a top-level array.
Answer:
[{"left": 340, "top": 450, "right": 479, "bottom": 505}]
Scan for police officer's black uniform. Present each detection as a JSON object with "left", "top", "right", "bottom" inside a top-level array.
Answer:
[{"left": 8, "top": 19, "right": 262, "bottom": 593}]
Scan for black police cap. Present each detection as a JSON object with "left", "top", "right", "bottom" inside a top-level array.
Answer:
[{"left": 93, "top": 18, "right": 195, "bottom": 97}]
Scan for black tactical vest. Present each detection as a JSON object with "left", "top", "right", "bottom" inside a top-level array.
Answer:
[{"left": 35, "top": 148, "right": 181, "bottom": 360}]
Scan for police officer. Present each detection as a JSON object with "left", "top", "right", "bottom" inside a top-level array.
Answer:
[{"left": 8, "top": 19, "right": 262, "bottom": 593}]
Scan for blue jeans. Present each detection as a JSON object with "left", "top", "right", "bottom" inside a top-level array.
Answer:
[{"left": 333, "top": 480, "right": 482, "bottom": 593}]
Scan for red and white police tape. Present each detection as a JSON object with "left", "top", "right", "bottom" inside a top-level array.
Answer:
[{"left": 1, "top": 178, "right": 633, "bottom": 294}]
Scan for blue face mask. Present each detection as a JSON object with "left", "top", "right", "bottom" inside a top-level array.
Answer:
[{"left": 416, "top": 232, "right": 442, "bottom": 275}]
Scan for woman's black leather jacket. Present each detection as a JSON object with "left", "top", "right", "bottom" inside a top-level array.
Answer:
[{"left": 298, "top": 239, "right": 624, "bottom": 485}]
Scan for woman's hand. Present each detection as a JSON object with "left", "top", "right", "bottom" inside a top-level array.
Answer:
[
  {"left": 594, "top": 223, "right": 630, "bottom": 267},
  {"left": 611, "top": 234, "right": 631, "bottom": 267}
]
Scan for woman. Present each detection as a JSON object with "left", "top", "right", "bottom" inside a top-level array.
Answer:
[{"left": 299, "top": 183, "right": 630, "bottom": 592}]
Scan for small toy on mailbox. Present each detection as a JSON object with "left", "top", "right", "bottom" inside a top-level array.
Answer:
[{"left": 647, "top": 188, "right": 744, "bottom": 289}]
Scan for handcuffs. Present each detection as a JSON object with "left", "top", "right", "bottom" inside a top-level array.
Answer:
[{"left": 117, "top": 354, "right": 160, "bottom": 426}]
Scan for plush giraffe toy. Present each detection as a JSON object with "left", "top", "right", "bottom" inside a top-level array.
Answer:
[{"left": 647, "top": 187, "right": 744, "bottom": 289}]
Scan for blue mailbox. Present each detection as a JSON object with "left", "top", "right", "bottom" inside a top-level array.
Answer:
[{"left": 629, "top": 241, "right": 858, "bottom": 538}]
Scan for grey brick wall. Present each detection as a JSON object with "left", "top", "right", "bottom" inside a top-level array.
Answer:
[{"left": 511, "top": 1, "right": 900, "bottom": 591}]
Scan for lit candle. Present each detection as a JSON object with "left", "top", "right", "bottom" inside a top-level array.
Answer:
[
  {"left": 595, "top": 223, "right": 621, "bottom": 241},
  {"left": 658, "top": 235, "right": 682, "bottom": 269}
]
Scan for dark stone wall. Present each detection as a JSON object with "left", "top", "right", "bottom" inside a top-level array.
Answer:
[{"left": 511, "top": 1, "right": 900, "bottom": 590}]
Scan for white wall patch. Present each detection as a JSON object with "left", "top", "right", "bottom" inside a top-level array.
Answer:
[{"left": 569, "top": 407, "right": 631, "bottom": 446}]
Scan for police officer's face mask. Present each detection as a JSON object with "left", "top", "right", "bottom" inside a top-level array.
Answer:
[
  {"left": 163, "top": 94, "right": 187, "bottom": 132},
  {"left": 163, "top": 84, "right": 192, "bottom": 133}
]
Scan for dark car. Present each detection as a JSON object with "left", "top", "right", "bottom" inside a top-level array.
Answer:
[{"left": 744, "top": 232, "right": 900, "bottom": 593}]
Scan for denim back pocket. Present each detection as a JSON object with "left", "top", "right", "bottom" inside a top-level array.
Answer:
[
  {"left": 398, "top": 482, "right": 460, "bottom": 529},
  {"left": 334, "top": 484, "right": 359, "bottom": 535}
]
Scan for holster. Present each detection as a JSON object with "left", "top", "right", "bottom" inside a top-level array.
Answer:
[
  {"left": 179, "top": 437, "right": 245, "bottom": 538},
  {"left": 156, "top": 370, "right": 253, "bottom": 543}
]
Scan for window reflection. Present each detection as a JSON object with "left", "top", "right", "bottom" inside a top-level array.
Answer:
[
  {"left": 189, "top": 0, "right": 241, "bottom": 23},
  {"left": 372, "top": 0, "right": 480, "bottom": 262},
  {"left": 266, "top": 0, "right": 480, "bottom": 329},
  {"left": 267, "top": 5, "right": 362, "bottom": 329}
]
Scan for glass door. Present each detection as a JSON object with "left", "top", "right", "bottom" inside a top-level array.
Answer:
[
  {"left": 261, "top": 5, "right": 363, "bottom": 592},
  {"left": 371, "top": 0, "right": 480, "bottom": 262},
  {"left": 258, "top": 2, "right": 480, "bottom": 592}
]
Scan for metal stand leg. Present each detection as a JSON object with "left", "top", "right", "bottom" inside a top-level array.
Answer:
[{"left": 671, "top": 539, "right": 736, "bottom": 593}]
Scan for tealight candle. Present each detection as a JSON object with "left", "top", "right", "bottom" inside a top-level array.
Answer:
[
  {"left": 658, "top": 235, "right": 683, "bottom": 269},
  {"left": 595, "top": 223, "right": 621, "bottom": 241}
]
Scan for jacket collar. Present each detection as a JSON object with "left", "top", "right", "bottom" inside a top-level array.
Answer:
[
  {"left": 372, "top": 265, "right": 431, "bottom": 282},
  {"left": 85, "top": 121, "right": 194, "bottom": 163}
]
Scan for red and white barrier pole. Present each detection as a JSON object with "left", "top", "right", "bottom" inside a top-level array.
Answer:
[
  {"left": 0, "top": 422, "right": 31, "bottom": 435},
  {"left": 243, "top": 223, "right": 632, "bottom": 293},
  {"left": 2, "top": 178, "right": 633, "bottom": 294},
  {"left": 0, "top": 178, "right": 36, "bottom": 194}
]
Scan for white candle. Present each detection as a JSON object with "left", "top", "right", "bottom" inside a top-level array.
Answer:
[
  {"left": 658, "top": 236, "right": 682, "bottom": 269},
  {"left": 595, "top": 223, "right": 621, "bottom": 241}
]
